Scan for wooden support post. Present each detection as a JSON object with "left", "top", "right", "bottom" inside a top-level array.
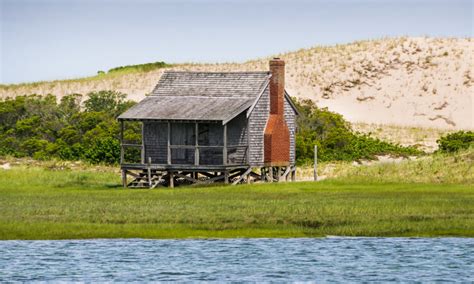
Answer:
[
  {"left": 169, "top": 171, "right": 174, "bottom": 188},
  {"left": 314, "top": 145, "right": 318, "bottom": 181},
  {"left": 120, "top": 120, "right": 124, "bottom": 164},
  {"left": 224, "top": 171, "right": 229, "bottom": 184},
  {"left": 167, "top": 122, "right": 171, "bottom": 165},
  {"left": 195, "top": 122, "right": 199, "bottom": 166},
  {"left": 247, "top": 168, "right": 251, "bottom": 184},
  {"left": 141, "top": 122, "right": 145, "bottom": 164},
  {"left": 291, "top": 166, "right": 296, "bottom": 182},
  {"left": 223, "top": 124, "right": 227, "bottom": 165},
  {"left": 232, "top": 168, "right": 252, "bottom": 185},
  {"left": 147, "top": 157, "right": 152, "bottom": 189},
  {"left": 269, "top": 167, "right": 274, "bottom": 183},
  {"left": 276, "top": 167, "right": 281, "bottom": 182},
  {"left": 121, "top": 169, "right": 127, "bottom": 188}
]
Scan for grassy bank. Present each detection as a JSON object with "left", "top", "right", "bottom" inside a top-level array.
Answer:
[{"left": 0, "top": 165, "right": 473, "bottom": 239}]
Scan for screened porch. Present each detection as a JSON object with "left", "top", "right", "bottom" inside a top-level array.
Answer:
[{"left": 120, "top": 116, "right": 249, "bottom": 168}]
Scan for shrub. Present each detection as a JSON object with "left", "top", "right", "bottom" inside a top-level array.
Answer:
[
  {"left": 107, "top": 61, "right": 169, "bottom": 74},
  {"left": 0, "top": 92, "right": 138, "bottom": 164},
  {"left": 294, "top": 99, "right": 421, "bottom": 165},
  {"left": 83, "top": 137, "right": 121, "bottom": 164},
  {"left": 84, "top": 90, "right": 136, "bottom": 118},
  {"left": 437, "top": 131, "right": 474, "bottom": 153}
]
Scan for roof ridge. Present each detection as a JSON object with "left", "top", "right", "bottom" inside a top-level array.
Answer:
[
  {"left": 148, "top": 95, "right": 254, "bottom": 99},
  {"left": 163, "top": 71, "right": 270, "bottom": 75}
]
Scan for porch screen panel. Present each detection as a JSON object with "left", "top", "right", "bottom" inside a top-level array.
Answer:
[{"left": 143, "top": 122, "right": 167, "bottom": 164}]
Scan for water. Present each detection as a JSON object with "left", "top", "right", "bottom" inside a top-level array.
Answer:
[{"left": 1, "top": 238, "right": 473, "bottom": 282}]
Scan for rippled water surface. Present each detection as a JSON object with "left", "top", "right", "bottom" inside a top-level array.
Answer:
[{"left": 1, "top": 238, "right": 473, "bottom": 282}]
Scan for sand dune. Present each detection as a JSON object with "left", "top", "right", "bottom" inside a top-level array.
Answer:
[{"left": 1, "top": 37, "right": 473, "bottom": 130}]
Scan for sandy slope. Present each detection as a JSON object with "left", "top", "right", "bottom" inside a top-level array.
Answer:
[{"left": 1, "top": 37, "right": 473, "bottom": 130}]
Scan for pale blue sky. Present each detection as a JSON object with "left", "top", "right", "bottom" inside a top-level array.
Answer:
[{"left": 1, "top": 0, "right": 472, "bottom": 84}]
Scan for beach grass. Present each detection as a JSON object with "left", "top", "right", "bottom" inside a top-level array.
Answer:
[{"left": 0, "top": 164, "right": 473, "bottom": 240}]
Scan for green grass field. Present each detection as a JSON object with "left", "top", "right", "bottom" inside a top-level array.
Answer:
[{"left": 0, "top": 164, "right": 473, "bottom": 240}]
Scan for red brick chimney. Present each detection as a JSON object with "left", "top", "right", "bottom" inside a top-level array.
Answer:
[{"left": 264, "top": 58, "right": 290, "bottom": 166}]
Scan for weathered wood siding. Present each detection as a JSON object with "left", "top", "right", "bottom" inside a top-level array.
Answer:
[
  {"left": 284, "top": 96, "right": 296, "bottom": 164},
  {"left": 248, "top": 88, "right": 270, "bottom": 165},
  {"left": 248, "top": 88, "right": 297, "bottom": 166},
  {"left": 227, "top": 112, "right": 248, "bottom": 165},
  {"left": 143, "top": 121, "right": 167, "bottom": 164}
]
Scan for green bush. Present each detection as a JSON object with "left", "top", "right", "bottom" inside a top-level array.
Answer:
[
  {"left": 295, "top": 99, "right": 421, "bottom": 165},
  {"left": 437, "top": 131, "right": 474, "bottom": 153},
  {"left": 107, "top": 61, "right": 169, "bottom": 74},
  {"left": 83, "top": 137, "right": 121, "bottom": 164},
  {"left": 0, "top": 91, "right": 137, "bottom": 164}
]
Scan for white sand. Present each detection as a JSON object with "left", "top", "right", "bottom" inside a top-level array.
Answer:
[{"left": 1, "top": 37, "right": 473, "bottom": 130}]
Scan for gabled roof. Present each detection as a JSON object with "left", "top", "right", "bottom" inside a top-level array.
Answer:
[
  {"left": 152, "top": 71, "right": 270, "bottom": 98},
  {"left": 118, "top": 71, "right": 298, "bottom": 123}
]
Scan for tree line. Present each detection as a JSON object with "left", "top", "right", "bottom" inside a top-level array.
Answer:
[{"left": 1, "top": 91, "right": 471, "bottom": 165}]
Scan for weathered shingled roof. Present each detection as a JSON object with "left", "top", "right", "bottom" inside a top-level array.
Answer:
[
  {"left": 118, "top": 71, "right": 270, "bottom": 122},
  {"left": 151, "top": 71, "right": 270, "bottom": 98},
  {"left": 118, "top": 96, "right": 255, "bottom": 121}
]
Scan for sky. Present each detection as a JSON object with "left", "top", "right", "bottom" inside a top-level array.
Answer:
[{"left": 0, "top": 0, "right": 472, "bottom": 84}]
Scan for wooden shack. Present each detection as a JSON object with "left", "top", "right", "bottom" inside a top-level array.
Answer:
[{"left": 118, "top": 58, "right": 298, "bottom": 188}]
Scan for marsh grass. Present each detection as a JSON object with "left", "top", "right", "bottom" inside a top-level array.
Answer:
[
  {"left": 334, "top": 147, "right": 473, "bottom": 184},
  {"left": 1, "top": 158, "right": 473, "bottom": 239}
]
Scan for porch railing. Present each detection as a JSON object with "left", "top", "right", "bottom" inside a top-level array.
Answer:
[{"left": 121, "top": 144, "right": 248, "bottom": 166}]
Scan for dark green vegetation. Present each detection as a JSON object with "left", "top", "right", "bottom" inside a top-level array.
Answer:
[
  {"left": 0, "top": 91, "right": 137, "bottom": 164},
  {"left": 295, "top": 99, "right": 422, "bottom": 164},
  {"left": 0, "top": 166, "right": 473, "bottom": 239},
  {"left": 99, "top": 61, "right": 170, "bottom": 75},
  {"left": 437, "top": 131, "right": 474, "bottom": 153},
  {"left": 0, "top": 93, "right": 422, "bottom": 166}
]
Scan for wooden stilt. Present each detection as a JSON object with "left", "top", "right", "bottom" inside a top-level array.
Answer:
[
  {"left": 276, "top": 167, "right": 281, "bottom": 182},
  {"left": 121, "top": 169, "right": 127, "bottom": 188},
  {"left": 224, "top": 171, "right": 229, "bottom": 184},
  {"left": 169, "top": 171, "right": 174, "bottom": 188},
  {"left": 269, "top": 167, "right": 274, "bottom": 183},
  {"left": 147, "top": 157, "right": 152, "bottom": 189},
  {"left": 282, "top": 166, "right": 291, "bottom": 181},
  {"left": 291, "top": 166, "right": 296, "bottom": 182},
  {"left": 232, "top": 168, "right": 252, "bottom": 185}
]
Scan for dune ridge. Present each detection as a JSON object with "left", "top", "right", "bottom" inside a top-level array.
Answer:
[{"left": 1, "top": 37, "right": 472, "bottom": 130}]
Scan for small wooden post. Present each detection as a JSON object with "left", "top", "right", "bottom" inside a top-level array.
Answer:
[
  {"left": 147, "top": 157, "right": 152, "bottom": 189},
  {"left": 314, "top": 145, "right": 318, "bottom": 181},
  {"left": 291, "top": 166, "right": 296, "bottom": 182},
  {"left": 276, "top": 167, "right": 281, "bottom": 182},
  {"left": 269, "top": 167, "right": 274, "bottom": 183}
]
